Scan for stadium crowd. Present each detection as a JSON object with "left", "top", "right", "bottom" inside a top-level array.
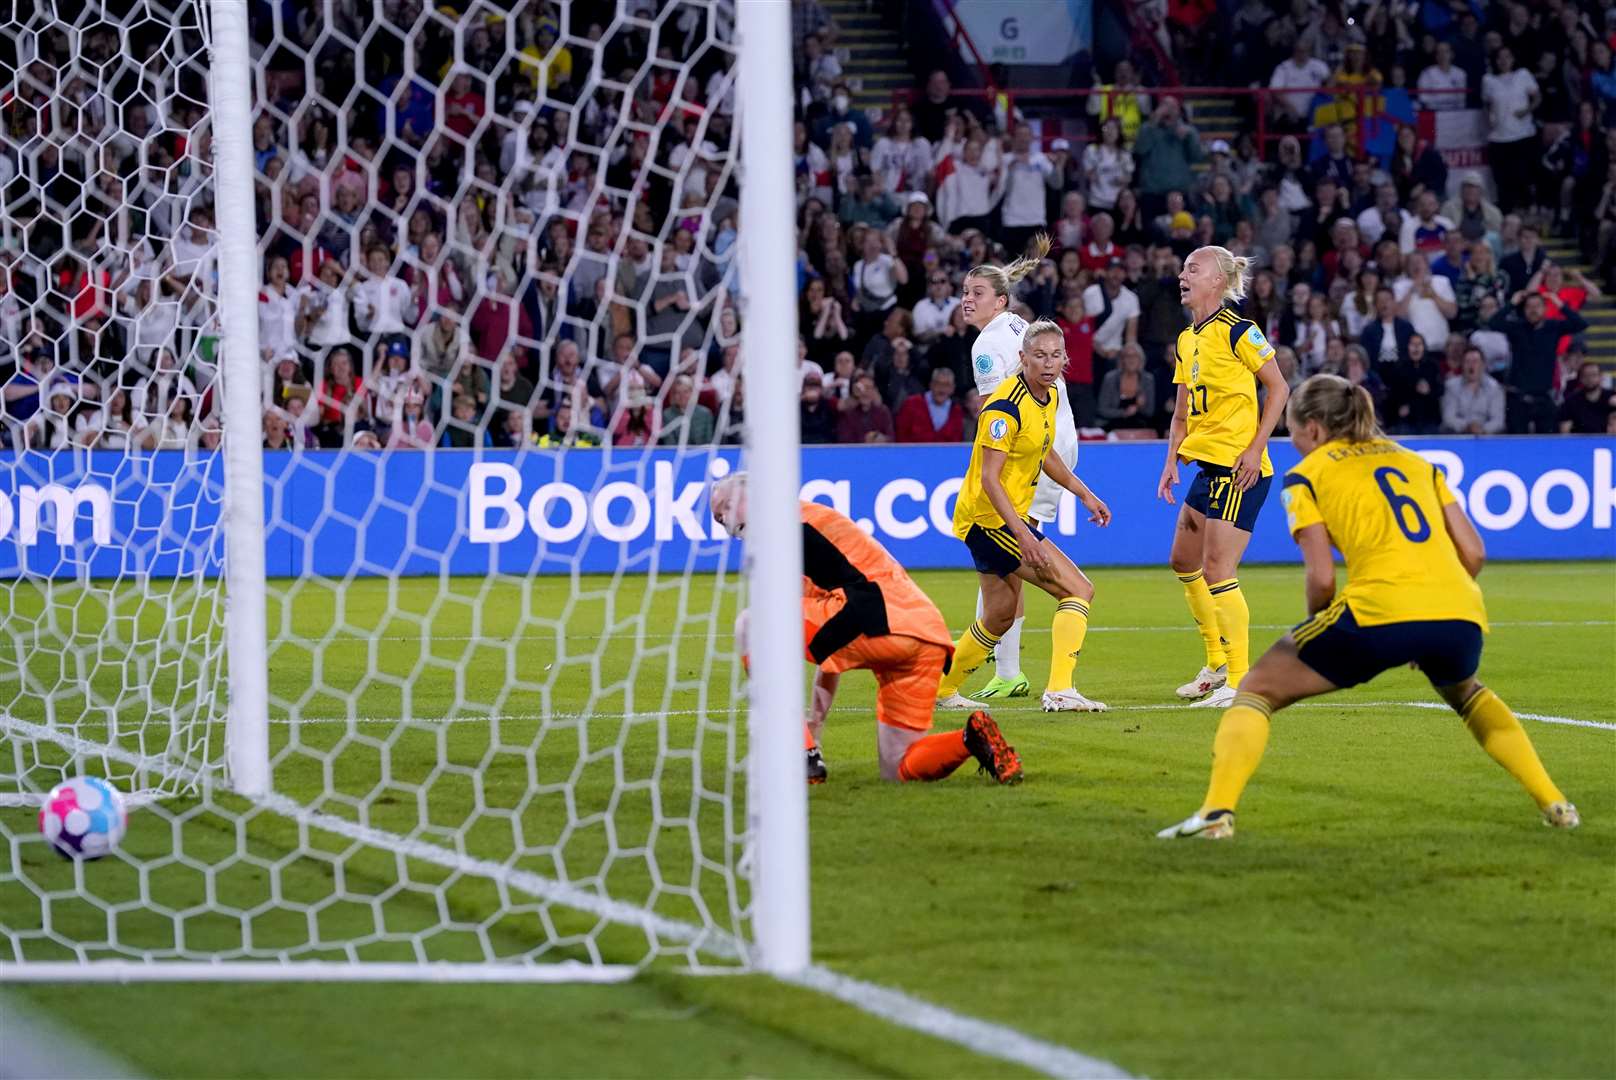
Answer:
[{"left": 0, "top": 0, "right": 1613, "bottom": 453}]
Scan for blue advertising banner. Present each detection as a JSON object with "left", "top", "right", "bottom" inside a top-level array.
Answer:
[{"left": 0, "top": 437, "right": 1611, "bottom": 580}]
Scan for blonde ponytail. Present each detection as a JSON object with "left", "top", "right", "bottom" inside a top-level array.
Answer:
[
  {"left": 1287, "top": 373, "right": 1384, "bottom": 444},
  {"left": 966, "top": 233, "right": 1053, "bottom": 298},
  {"left": 1192, "top": 245, "right": 1253, "bottom": 303}
]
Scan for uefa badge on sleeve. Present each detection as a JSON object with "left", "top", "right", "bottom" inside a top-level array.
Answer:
[
  {"left": 975, "top": 353, "right": 993, "bottom": 375},
  {"left": 989, "top": 417, "right": 1009, "bottom": 441}
]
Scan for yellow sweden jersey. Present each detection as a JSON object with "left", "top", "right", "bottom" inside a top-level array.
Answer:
[
  {"left": 1281, "top": 438, "right": 1487, "bottom": 629},
  {"left": 953, "top": 374, "right": 1057, "bottom": 538},
  {"left": 1174, "top": 305, "right": 1275, "bottom": 476}
]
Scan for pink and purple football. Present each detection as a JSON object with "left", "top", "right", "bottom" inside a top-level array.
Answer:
[{"left": 38, "top": 777, "right": 128, "bottom": 860}]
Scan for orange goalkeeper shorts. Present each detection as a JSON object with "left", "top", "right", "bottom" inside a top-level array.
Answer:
[{"left": 836, "top": 635, "right": 947, "bottom": 733}]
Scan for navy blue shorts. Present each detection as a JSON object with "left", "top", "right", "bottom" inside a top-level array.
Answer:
[
  {"left": 1293, "top": 603, "right": 1484, "bottom": 689},
  {"left": 963, "top": 520, "right": 1044, "bottom": 579},
  {"left": 1185, "top": 462, "right": 1271, "bottom": 533}
]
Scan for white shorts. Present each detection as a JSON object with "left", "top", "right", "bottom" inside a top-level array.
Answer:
[{"left": 1029, "top": 402, "right": 1079, "bottom": 524}]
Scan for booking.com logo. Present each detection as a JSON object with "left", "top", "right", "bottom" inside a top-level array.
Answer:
[{"left": 466, "top": 449, "right": 1616, "bottom": 545}]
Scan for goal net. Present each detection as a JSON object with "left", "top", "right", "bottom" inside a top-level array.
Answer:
[{"left": 0, "top": 0, "right": 803, "bottom": 979}]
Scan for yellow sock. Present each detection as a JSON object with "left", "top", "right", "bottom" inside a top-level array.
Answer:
[
  {"left": 1177, "top": 569, "right": 1228, "bottom": 669},
  {"left": 938, "top": 619, "right": 1000, "bottom": 698},
  {"left": 1460, "top": 687, "right": 1566, "bottom": 809},
  {"left": 1209, "top": 577, "right": 1250, "bottom": 688},
  {"left": 1046, "top": 597, "right": 1091, "bottom": 692},
  {"left": 1200, "top": 692, "right": 1273, "bottom": 814}
]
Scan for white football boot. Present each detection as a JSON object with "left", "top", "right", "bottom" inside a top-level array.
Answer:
[
  {"left": 936, "top": 691, "right": 991, "bottom": 710},
  {"left": 1156, "top": 810, "right": 1236, "bottom": 839},
  {"left": 1176, "top": 664, "right": 1227, "bottom": 700},
  {"left": 1543, "top": 801, "right": 1581, "bottom": 829},
  {"left": 1041, "top": 688, "right": 1108, "bottom": 712},
  {"left": 1189, "top": 684, "right": 1239, "bottom": 709}
]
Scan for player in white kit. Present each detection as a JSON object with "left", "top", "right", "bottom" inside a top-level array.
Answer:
[{"left": 938, "top": 234, "right": 1083, "bottom": 707}]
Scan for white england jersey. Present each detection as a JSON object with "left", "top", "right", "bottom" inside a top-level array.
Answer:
[
  {"left": 969, "top": 311, "right": 1027, "bottom": 396},
  {"left": 970, "top": 311, "right": 1078, "bottom": 524}
]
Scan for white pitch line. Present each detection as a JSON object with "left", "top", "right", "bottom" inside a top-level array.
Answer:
[{"left": 786, "top": 965, "right": 1133, "bottom": 1079}]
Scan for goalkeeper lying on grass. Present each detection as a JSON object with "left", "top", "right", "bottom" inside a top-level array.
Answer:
[{"left": 712, "top": 473, "right": 1021, "bottom": 786}]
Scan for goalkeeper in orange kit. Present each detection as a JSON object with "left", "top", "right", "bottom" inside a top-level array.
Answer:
[{"left": 712, "top": 473, "right": 1021, "bottom": 786}]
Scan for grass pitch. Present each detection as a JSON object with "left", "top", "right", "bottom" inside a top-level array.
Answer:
[{"left": 6, "top": 561, "right": 1615, "bottom": 1078}]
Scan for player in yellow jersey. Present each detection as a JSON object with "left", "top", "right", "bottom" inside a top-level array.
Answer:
[
  {"left": 1159, "top": 375, "right": 1580, "bottom": 839},
  {"left": 1157, "top": 246, "right": 1291, "bottom": 709},
  {"left": 935, "top": 320, "right": 1113, "bottom": 713}
]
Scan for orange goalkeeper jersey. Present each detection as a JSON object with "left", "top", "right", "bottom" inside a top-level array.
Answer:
[{"left": 800, "top": 500, "right": 953, "bottom": 673}]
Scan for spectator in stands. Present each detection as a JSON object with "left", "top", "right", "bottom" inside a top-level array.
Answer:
[
  {"left": 798, "top": 32, "right": 841, "bottom": 108},
  {"left": 1429, "top": 231, "right": 1469, "bottom": 286},
  {"left": 1560, "top": 361, "right": 1616, "bottom": 433},
  {"left": 813, "top": 82, "right": 872, "bottom": 148},
  {"left": 536, "top": 399, "right": 598, "bottom": 449},
  {"left": 871, "top": 109, "right": 933, "bottom": 197},
  {"left": 911, "top": 69, "right": 970, "bottom": 145},
  {"left": 1112, "top": 188, "right": 1150, "bottom": 248},
  {"left": 1361, "top": 285, "right": 1415, "bottom": 368},
  {"left": 1531, "top": 263, "right": 1603, "bottom": 327},
  {"left": 874, "top": 331, "right": 924, "bottom": 411},
  {"left": 1135, "top": 245, "right": 1184, "bottom": 370},
  {"left": 1482, "top": 47, "right": 1541, "bottom": 215},
  {"left": 354, "top": 245, "right": 415, "bottom": 337},
  {"left": 887, "top": 194, "right": 947, "bottom": 306},
  {"left": 1417, "top": 41, "right": 1468, "bottom": 112},
  {"left": 799, "top": 368, "right": 839, "bottom": 444},
  {"left": 1455, "top": 242, "right": 1508, "bottom": 332},
  {"left": 1134, "top": 97, "right": 1204, "bottom": 216},
  {"left": 298, "top": 257, "right": 352, "bottom": 354},
  {"left": 1389, "top": 125, "right": 1448, "bottom": 203},
  {"left": 835, "top": 371, "right": 894, "bottom": 444},
  {"left": 1384, "top": 332, "right": 1444, "bottom": 435},
  {"left": 1083, "top": 119, "right": 1134, "bottom": 212},
  {"left": 1253, "top": 186, "right": 1297, "bottom": 254},
  {"left": 1501, "top": 222, "right": 1548, "bottom": 296},
  {"left": 997, "top": 126, "right": 1056, "bottom": 257},
  {"left": 801, "top": 276, "right": 853, "bottom": 369},
  {"left": 1399, "top": 192, "right": 1455, "bottom": 256},
  {"left": 1310, "top": 126, "right": 1355, "bottom": 191},
  {"left": 263, "top": 408, "right": 293, "bottom": 450},
  {"left": 911, "top": 269, "right": 959, "bottom": 349},
  {"left": 1354, "top": 183, "right": 1405, "bottom": 252},
  {"left": 259, "top": 255, "right": 301, "bottom": 360},
  {"left": 1197, "top": 175, "right": 1253, "bottom": 246},
  {"left": 491, "top": 353, "right": 534, "bottom": 434},
  {"left": 1054, "top": 294, "right": 1098, "bottom": 427},
  {"left": 315, "top": 347, "right": 366, "bottom": 447},
  {"left": 1395, "top": 253, "right": 1459, "bottom": 352},
  {"left": 895, "top": 367, "right": 963, "bottom": 443},
  {"left": 1442, "top": 173, "right": 1503, "bottom": 244},
  {"left": 935, "top": 131, "right": 997, "bottom": 233},
  {"left": 1097, "top": 342, "right": 1156, "bottom": 432},
  {"left": 1442, "top": 347, "right": 1507, "bottom": 434},
  {"left": 659, "top": 374, "right": 715, "bottom": 445},
  {"left": 1089, "top": 59, "right": 1153, "bottom": 145},
  {"left": 1490, "top": 294, "right": 1588, "bottom": 433},
  {"left": 612, "top": 387, "right": 661, "bottom": 447},
  {"left": 1078, "top": 213, "right": 1119, "bottom": 272},
  {"left": 1084, "top": 257, "right": 1140, "bottom": 370},
  {"left": 851, "top": 229, "right": 906, "bottom": 341},
  {"left": 387, "top": 389, "right": 435, "bottom": 449},
  {"left": 1270, "top": 40, "right": 1331, "bottom": 132},
  {"left": 369, "top": 341, "right": 417, "bottom": 440}
]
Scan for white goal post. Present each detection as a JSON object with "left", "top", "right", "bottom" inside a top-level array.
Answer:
[{"left": 0, "top": 0, "right": 808, "bottom": 982}]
